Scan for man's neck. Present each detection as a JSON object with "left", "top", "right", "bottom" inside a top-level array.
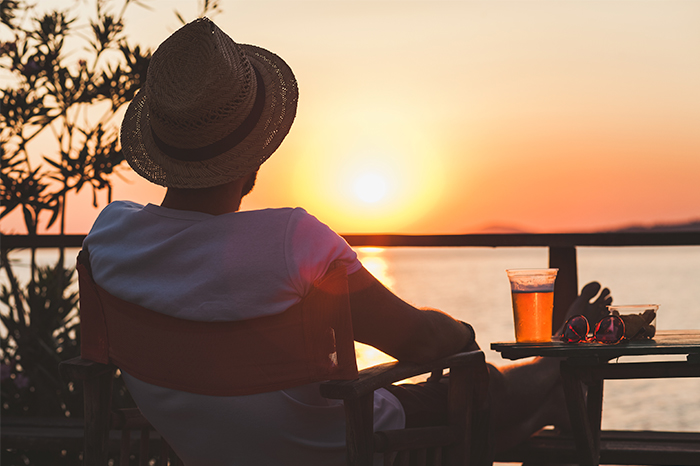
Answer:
[{"left": 161, "top": 182, "right": 243, "bottom": 216}]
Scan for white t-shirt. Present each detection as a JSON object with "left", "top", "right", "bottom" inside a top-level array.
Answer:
[{"left": 83, "top": 201, "right": 405, "bottom": 466}]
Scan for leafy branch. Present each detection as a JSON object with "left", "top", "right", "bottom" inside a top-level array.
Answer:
[{"left": 0, "top": 0, "right": 151, "bottom": 236}]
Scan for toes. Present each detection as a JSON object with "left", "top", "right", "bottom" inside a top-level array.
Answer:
[
  {"left": 580, "top": 281, "right": 602, "bottom": 300},
  {"left": 595, "top": 287, "right": 613, "bottom": 306}
]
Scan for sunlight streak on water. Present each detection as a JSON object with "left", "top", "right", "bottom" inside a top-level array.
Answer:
[{"left": 355, "top": 247, "right": 395, "bottom": 290}]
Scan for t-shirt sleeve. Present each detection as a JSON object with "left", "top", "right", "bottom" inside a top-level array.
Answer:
[{"left": 284, "top": 208, "right": 362, "bottom": 297}]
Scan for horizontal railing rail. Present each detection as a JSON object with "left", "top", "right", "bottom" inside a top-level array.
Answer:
[
  {"left": 2, "top": 231, "right": 700, "bottom": 250},
  {"left": 343, "top": 232, "right": 700, "bottom": 248},
  {"left": 2, "top": 231, "right": 699, "bottom": 330},
  {"left": 2, "top": 234, "right": 87, "bottom": 249}
]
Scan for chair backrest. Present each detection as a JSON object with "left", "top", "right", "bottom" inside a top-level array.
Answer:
[{"left": 77, "top": 251, "right": 357, "bottom": 395}]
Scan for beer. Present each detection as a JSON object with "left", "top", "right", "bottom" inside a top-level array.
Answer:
[
  {"left": 506, "top": 268, "right": 558, "bottom": 343},
  {"left": 511, "top": 290, "right": 554, "bottom": 342}
]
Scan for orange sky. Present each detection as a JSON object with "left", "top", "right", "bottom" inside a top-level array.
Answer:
[{"left": 3, "top": 0, "right": 700, "bottom": 235}]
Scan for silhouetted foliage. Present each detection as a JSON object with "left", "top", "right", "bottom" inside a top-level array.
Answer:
[
  {"left": 0, "top": 0, "right": 152, "bottom": 234},
  {"left": 0, "top": 0, "right": 152, "bottom": 464},
  {"left": 1, "top": 248, "right": 81, "bottom": 417}
]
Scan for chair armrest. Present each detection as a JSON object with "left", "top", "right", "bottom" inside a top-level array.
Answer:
[
  {"left": 320, "top": 350, "right": 486, "bottom": 401},
  {"left": 59, "top": 356, "right": 115, "bottom": 381}
]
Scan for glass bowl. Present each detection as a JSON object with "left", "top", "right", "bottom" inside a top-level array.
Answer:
[{"left": 607, "top": 304, "right": 659, "bottom": 340}]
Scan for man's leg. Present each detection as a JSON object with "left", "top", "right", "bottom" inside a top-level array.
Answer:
[
  {"left": 489, "top": 281, "right": 612, "bottom": 453},
  {"left": 488, "top": 357, "right": 569, "bottom": 453}
]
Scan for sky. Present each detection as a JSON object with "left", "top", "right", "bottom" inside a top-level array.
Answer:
[{"left": 4, "top": 0, "right": 700, "bottom": 235}]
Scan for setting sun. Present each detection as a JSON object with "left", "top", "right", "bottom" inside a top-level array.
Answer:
[
  {"left": 353, "top": 172, "right": 388, "bottom": 204},
  {"left": 284, "top": 98, "right": 449, "bottom": 234}
]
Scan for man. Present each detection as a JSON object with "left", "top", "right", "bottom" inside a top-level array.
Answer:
[{"left": 83, "top": 18, "right": 612, "bottom": 465}]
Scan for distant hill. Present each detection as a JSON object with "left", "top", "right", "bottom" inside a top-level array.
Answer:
[
  {"left": 471, "top": 224, "right": 530, "bottom": 234},
  {"left": 608, "top": 219, "right": 700, "bottom": 233},
  {"left": 470, "top": 219, "right": 700, "bottom": 234}
]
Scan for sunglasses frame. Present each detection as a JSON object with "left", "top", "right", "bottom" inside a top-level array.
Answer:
[{"left": 560, "top": 314, "right": 626, "bottom": 345}]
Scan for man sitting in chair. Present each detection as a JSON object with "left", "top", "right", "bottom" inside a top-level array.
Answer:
[{"left": 83, "top": 18, "right": 612, "bottom": 465}]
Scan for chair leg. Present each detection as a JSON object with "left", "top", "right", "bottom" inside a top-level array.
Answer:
[
  {"left": 471, "top": 359, "right": 493, "bottom": 466},
  {"left": 139, "top": 428, "right": 150, "bottom": 466},
  {"left": 120, "top": 430, "right": 131, "bottom": 466},
  {"left": 344, "top": 394, "right": 375, "bottom": 466},
  {"left": 445, "top": 364, "right": 470, "bottom": 466}
]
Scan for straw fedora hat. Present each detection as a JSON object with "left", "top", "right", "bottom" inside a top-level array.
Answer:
[{"left": 121, "top": 18, "right": 298, "bottom": 188}]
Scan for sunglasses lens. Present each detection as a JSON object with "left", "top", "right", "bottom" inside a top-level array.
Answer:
[
  {"left": 561, "top": 315, "right": 589, "bottom": 343},
  {"left": 594, "top": 315, "right": 625, "bottom": 344}
]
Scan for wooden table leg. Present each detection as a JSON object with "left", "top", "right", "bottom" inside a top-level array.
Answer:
[
  {"left": 561, "top": 361, "right": 599, "bottom": 466},
  {"left": 586, "top": 377, "right": 604, "bottom": 462}
]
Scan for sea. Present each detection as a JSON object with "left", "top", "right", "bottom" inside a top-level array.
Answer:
[{"left": 5, "top": 245, "right": 700, "bottom": 432}]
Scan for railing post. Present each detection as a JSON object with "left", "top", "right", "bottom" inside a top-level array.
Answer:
[
  {"left": 60, "top": 358, "right": 115, "bottom": 466},
  {"left": 549, "top": 246, "right": 578, "bottom": 333}
]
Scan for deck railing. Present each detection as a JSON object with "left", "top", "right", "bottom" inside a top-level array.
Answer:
[{"left": 2, "top": 231, "right": 699, "bottom": 331}]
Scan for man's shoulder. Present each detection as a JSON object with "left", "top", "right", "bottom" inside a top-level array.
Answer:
[
  {"left": 241, "top": 206, "right": 307, "bottom": 217},
  {"left": 88, "top": 201, "right": 144, "bottom": 229},
  {"left": 238, "top": 206, "right": 314, "bottom": 225},
  {"left": 102, "top": 199, "right": 144, "bottom": 212},
  {"left": 239, "top": 207, "right": 341, "bottom": 245}
]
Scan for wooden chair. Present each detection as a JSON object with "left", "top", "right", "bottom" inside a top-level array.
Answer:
[
  {"left": 60, "top": 350, "right": 491, "bottom": 466},
  {"left": 61, "top": 249, "right": 492, "bottom": 465},
  {"left": 59, "top": 358, "right": 182, "bottom": 466}
]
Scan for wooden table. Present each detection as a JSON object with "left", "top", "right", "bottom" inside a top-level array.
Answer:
[{"left": 491, "top": 330, "right": 700, "bottom": 466}]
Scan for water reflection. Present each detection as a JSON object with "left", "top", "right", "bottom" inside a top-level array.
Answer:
[
  {"left": 355, "top": 247, "right": 395, "bottom": 290},
  {"left": 353, "top": 247, "right": 397, "bottom": 370}
]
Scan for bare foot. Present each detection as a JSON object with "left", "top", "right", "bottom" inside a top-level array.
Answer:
[{"left": 561, "top": 282, "right": 612, "bottom": 331}]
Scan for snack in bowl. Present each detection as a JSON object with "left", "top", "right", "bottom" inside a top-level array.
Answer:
[{"left": 607, "top": 305, "right": 659, "bottom": 340}]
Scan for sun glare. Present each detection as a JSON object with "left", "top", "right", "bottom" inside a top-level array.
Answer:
[
  {"left": 354, "top": 172, "right": 388, "bottom": 203},
  {"left": 289, "top": 101, "right": 447, "bottom": 233}
]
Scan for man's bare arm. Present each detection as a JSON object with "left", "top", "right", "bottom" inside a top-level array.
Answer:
[{"left": 347, "top": 266, "right": 478, "bottom": 364}]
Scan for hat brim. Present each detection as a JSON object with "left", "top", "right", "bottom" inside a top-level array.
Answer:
[{"left": 121, "top": 44, "right": 298, "bottom": 189}]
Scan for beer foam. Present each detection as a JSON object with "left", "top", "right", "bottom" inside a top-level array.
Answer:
[
  {"left": 506, "top": 268, "right": 558, "bottom": 293},
  {"left": 510, "top": 284, "right": 555, "bottom": 292}
]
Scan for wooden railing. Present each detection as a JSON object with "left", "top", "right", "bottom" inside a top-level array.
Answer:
[{"left": 2, "top": 231, "right": 699, "bottom": 332}]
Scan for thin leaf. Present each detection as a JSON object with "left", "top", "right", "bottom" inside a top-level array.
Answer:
[
  {"left": 42, "top": 156, "right": 63, "bottom": 169},
  {"left": 21, "top": 205, "right": 36, "bottom": 235},
  {"left": 45, "top": 204, "right": 61, "bottom": 230}
]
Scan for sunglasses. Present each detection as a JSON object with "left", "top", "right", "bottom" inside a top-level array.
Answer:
[{"left": 560, "top": 314, "right": 626, "bottom": 345}]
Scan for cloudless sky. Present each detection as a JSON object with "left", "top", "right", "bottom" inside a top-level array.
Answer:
[{"left": 5, "top": 0, "right": 700, "bottom": 234}]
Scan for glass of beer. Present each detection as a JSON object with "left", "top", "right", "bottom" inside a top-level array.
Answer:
[{"left": 506, "top": 268, "right": 558, "bottom": 343}]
